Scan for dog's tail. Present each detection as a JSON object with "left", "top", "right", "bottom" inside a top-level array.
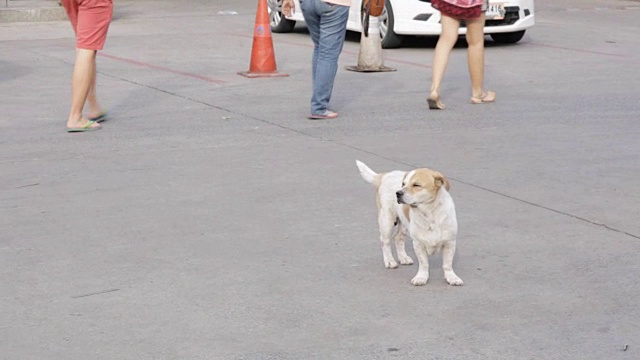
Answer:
[{"left": 355, "top": 160, "right": 381, "bottom": 187}]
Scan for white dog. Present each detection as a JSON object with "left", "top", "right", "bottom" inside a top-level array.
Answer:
[{"left": 356, "top": 160, "right": 463, "bottom": 286}]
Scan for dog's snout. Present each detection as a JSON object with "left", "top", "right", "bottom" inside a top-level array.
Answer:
[{"left": 396, "top": 190, "right": 403, "bottom": 197}]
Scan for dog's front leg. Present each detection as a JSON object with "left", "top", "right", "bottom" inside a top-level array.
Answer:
[
  {"left": 442, "top": 241, "right": 463, "bottom": 286},
  {"left": 394, "top": 228, "right": 414, "bottom": 265},
  {"left": 378, "top": 212, "right": 398, "bottom": 269},
  {"left": 410, "top": 241, "right": 430, "bottom": 286}
]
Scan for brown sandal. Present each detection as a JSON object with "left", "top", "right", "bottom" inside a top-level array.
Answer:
[{"left": 470, "top": 91, "right": 496, "bottom": 104}]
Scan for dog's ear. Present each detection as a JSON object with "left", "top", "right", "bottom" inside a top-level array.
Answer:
[
  {"left": 401, "top": 172, "right": 409, "bottom": 187},
  {"left": 434, "top": 173, "right": 450, "bottom": 191}
]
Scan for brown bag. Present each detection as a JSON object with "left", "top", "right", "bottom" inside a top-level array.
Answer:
[
  {"left": 361, "top": 0, "right": 385, "bottom": 37},
  {"left": 363, "top": 0, "right": 384, "bottom": 17}
]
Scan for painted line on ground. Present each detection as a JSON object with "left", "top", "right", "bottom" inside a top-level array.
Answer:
[{"left": 98, "top": 52, "right": 228, "bottom": 84}]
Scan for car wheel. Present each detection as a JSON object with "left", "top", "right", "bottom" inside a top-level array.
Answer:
[
  {"left": 379, "top": 1, "right": 403, "bottom": 49},
  {"left": 268, "top": 0, "right": 296, "bottom": 33},
  {"left": 490, "top": 30, "right": 526, "bottom": 44}
]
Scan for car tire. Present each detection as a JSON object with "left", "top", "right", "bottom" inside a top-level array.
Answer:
[
  {"left": 380, "top": 1, "right": 403, "bottom": 49},
  {"left": 490, "top": 30, "right": 526, "bottom": 44},
  {"left": 268, "top": 0, "right": 296, "bottom": 33}
]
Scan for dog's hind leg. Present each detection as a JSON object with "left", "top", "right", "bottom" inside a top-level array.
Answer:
[
  {"left": 378, "top": 210, "right": 398, "bottom": 269},
  {"left": 442, "top": 240, "right": 463, "bottom": 286},
  {"left": 394, "top": 227, "right": 414, "bottom": 265}
]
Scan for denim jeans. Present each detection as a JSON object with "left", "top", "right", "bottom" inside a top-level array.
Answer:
[{"left": 299, "top": 0, "right": 349, "bottom": 116}]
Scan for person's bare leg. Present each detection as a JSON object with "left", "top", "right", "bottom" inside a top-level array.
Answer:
[
  {"left": 428, "top": 14, "right": 460, "bottom": 107},
  {"left": 86, "top": 56, "right": 104, "bottom": 119},
  {"left": 66, "top": 48, "right": 100, "bottom": 129},
  {"left": 466, "top": 15, "right": 494, "bottom": 101}
]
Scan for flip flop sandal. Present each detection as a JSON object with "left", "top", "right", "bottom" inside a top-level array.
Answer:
[
  {"left": 308, "top": 110, "right": 338, "bottom": 120},
  {"left": 470, "top": 91, "right": 496, "bottom": 104},
  {"left": 67, "top": 120, "right": 101, "bottom": 133},
  {"left": 89, "top": 112, "right": 108, "bottom": 123},
  {"left": 427, "top": 92, "right": 446, "bottom": 110}
]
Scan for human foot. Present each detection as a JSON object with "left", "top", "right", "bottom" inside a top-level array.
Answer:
[
  {"left": 427, "top": 91, "right": 446, "bottom": 110},
  {"left": 308, "top": 110, "right": 338, "bottom": 120},
  {"left": 66, "top": 117, "right": 101, "bottom": 132},
  {"left": 470, "top": 91, "right": 496, "bottom": 104}
]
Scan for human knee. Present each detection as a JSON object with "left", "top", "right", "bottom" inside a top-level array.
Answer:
[
  {"left": 76, "top": 48, "right": 97, "bottom": 58},
  {"left": 466, "top": 33, "right": 484, "bottom": 47},
  {"left": 73, "top": 51, "right": 97, "bottom": 74},
  {"left": 438, "top": 27, "right": 459, "bottom": 46},
  {"left": 439, "top": 33, "right": 458, "bottom": 47},
  {"left": 465, "top": 22, "right": 485, "bottom": 45}
]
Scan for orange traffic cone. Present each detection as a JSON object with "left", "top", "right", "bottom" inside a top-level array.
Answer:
[{"left": 238, "top": 0, "right": 288, "bottom": 78}]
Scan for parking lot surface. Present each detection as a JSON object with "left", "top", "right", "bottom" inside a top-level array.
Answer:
[{"left": 1, "top": 0, "right": 639, "bottom": 359}]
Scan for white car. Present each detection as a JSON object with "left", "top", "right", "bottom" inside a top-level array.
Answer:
[{"left": 268, "top": 0, "right": 535, "bottom": 48}]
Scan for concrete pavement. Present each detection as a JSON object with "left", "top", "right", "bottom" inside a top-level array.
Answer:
[
  {"left": 1, "top": 0, "right": 639, "bottom": 359},
  {"left": 0, "top": 1, "right": 66, "bottom": 23}
]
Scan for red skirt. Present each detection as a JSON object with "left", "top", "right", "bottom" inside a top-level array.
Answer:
[{"left": 431, "top": 0, "right": 483, "bottom": 20}]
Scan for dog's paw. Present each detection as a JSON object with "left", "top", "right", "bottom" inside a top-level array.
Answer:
[
  {"left": 398, "top": 254, "right": 414, "bottom": 265},
  {"left": 384, "top": 259, "right": 399, "bottom": 269},
  {"left": 445, "top": 272, "right": 464, "bottom": 286},
  {"left": 411, "top": 275, "right": 429, "bottom": 286}
]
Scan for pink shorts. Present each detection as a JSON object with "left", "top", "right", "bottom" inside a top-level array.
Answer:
[{"left": 62, "top": 0, "right": 113, "bottom": 50}]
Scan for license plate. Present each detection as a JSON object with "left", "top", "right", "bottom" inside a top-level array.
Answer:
[{"left": 486, "top": 3, "right": 505, "bottom": 20}]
